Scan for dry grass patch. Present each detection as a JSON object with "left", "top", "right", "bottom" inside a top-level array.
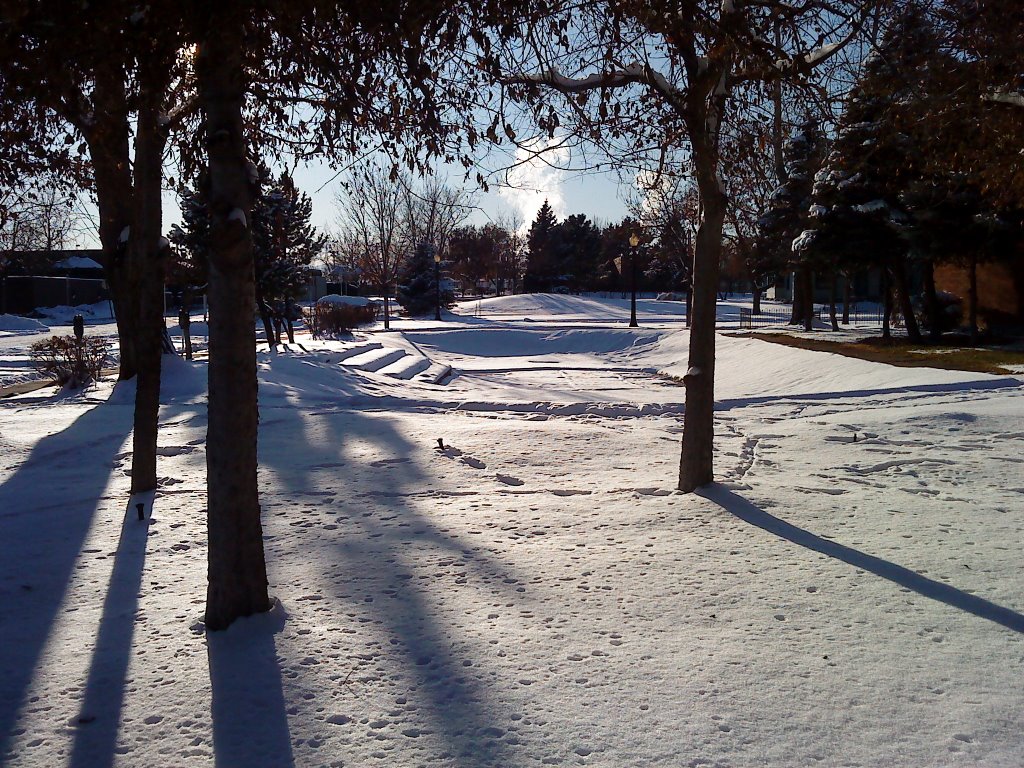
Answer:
[{"left": 734, "top": 333, "right": 1024, "bottom": 375}]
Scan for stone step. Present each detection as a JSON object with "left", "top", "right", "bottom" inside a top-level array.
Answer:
[
  {"left": 379, "top": 355, "right": 431, "bottom": 380},
  {"left": 414, "top": 362, "right": 453, "bottom": 385},
  {"left": 330, "top": 341, "right": 382, "bottom": 362},
  {"left": 342, "top": 347, "right": 407, "bottom": 372}
]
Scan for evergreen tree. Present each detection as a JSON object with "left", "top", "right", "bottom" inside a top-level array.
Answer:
[
  {"left": 173, "top": 168, "right": 326, "bottom": 346},
  {"left": 253, "top": 170, "right": 327, "bottom": 343},
  {"left": 552, "top": 213, "right": 602, "bottom": 291},
  {"left": 798, "top": 7, "right": 941, "bottom": 341},
  {"left": 753, "top": 119, "right": 825, "bottom": 329},
  {"left": 524, "top": 200, "right": 558, "bottom": 292},
  {"left": 397, "top": 240, "right": 454, "bottom": 316}
]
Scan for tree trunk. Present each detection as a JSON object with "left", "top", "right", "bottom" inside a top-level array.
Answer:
[
  {"left": 255, "top": 283, "right": 275, "bottom": 347},
  {"left": 802, "top": 267, "right": 814, "bottom": 332},
  {"left": 197, "top": 15, "right": 270, "bottom": 632},
  {"left": 285, "top": 316, "right": 295, "bottom": 344},
  {"left": 922, "top": 260, "right": 940, "bottom": 341},
  {"left": 789, "top": 266, "right": 807, "bottom": 326},
  {"left": 126, "top": 103, "right": 169, "bottom": 498},
  {"left": 752, "top": 283, "right": 761, "bottom": 315},
  {"left": 828, "top": 269, "right": 839, "bottom": 332},
  {"left": 882, "top": 267, "right": 891, "bottom": 340},
  {"left": 685, "top": 286, "right": 692, "bottom": 328},
  {"left": 180, "top": 305, "right": 193, "bottom": 361},
  {"left": 86, "top": 60, "right": 135, "bottom": 379},
  {"left": 383, "top": 292, "right": 391, "bottom": 330},
  {"left": 891, "top": 255, "right": 921, "bottom": 342},
  {"left": 842, "top": 276, "right": 851, "bottom": 324},
  {"left": 968, "top": 254, "right": 978, "bottom": 345},
  {"left": 678, "top": 141, "right": 725, "bottom": 493}
]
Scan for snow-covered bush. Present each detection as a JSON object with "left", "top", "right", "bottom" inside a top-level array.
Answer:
[
  {"left": 307, "top": 295, "right": 378, "bottom": 338},
  {"left": 30, "top": 335, "right": 109, "bottom": 388}
]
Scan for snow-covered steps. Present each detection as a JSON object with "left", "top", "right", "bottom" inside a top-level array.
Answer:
[
  {"left": 330, "top": 341, "right": 383, "bottom": 362},
  {"left": 341, "top": 347, "right": 407, "bottom": 372},
  {"left": 414, "top": 362, "right": 453, "bottom": 385},
  {"left": 377, "top": 354, "right": 431, "bottom": 380}
]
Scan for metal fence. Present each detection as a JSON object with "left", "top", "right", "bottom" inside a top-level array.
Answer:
[{"left": 738, "top": 303, "right": 884, "bottom": 329}]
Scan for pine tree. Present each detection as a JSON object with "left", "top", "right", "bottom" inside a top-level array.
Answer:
[
  {"left": 252, "top": 170, "right": 327, "bottom": 343},
  {"left": 753, "top": 119, "right": 825, "bottom": 329},
  {"left": 525, "top": 200, "right": 558, "bottom": 292},
  {"left": 397, "top": 240, "right": 454, "bottom": 316},
  {"left": 798, "top": 7, "right": 941, "bottom": 341}
]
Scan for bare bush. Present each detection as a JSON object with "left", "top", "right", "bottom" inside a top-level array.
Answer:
[
  {"left": 30, "top": 335, "right": 109, "bottom": 388},
  {"left": 306, "top": 302, "right": 378, "bottom": 338}
]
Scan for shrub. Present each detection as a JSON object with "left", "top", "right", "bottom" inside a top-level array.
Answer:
[
  {"left": 914, "top": 290, "right": 963, "bottom": 336},
  {"left": 306, "top": 300, "right": 378, "bottom": 338},
  {"left": 30, "top": 335, "right": 110, "bottom": 388}
]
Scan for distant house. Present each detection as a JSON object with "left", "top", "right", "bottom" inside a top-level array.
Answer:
[
  {"left": 767, "top": 268, "right": 885, "bottom": 305},
  {"left": 0, "top": 249, "right": 108, "bottom": 314},
  {"left": 935, "top": 253, "right": 1024, "bottom": 328},
  {"left": 51, "top": 251, "right": 106, "bottom": 278}
]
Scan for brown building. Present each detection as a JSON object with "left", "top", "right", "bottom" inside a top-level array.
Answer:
[{"left": 935, "top": 252, "right": 1024, "bottom": 328}]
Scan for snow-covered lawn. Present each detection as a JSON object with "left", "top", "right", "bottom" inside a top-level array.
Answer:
[{"left": 1, "top": 294, "right": 1022, "bottom": 767}]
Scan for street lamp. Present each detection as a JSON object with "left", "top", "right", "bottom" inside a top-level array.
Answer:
[
  {"left": 433, "top": 247, "right": 442, "bottom": 322},
  {"left": 628, "top": 232, "right": 640, "bottom": 328}
]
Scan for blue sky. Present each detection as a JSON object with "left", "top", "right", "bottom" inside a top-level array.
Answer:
[{"left": 158, "top": 148, "right": 633, "bottom": 243}]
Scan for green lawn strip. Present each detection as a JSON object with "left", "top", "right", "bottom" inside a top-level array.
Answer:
[{"left": 730, "top": 332, "right": 1024, "bottom": 375}]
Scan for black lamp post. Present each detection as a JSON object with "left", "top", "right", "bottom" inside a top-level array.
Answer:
[
  {"left": 628, "top": 232, "right": 639, "bottom": 328},
  {"left": 433, "top": 247, "right": 442, "bottom": 321}
]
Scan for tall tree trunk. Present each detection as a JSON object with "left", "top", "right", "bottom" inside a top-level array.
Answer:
[
  {"left": 678, "top": 137, "right": 725, "bottom": 493},
  {"left": 968, "top": 253, "right": 978, "bottom": 345},
  {"left": 685, "top": 286, "right": 692, "bottom": 328},
  {"left": 842, "top": 275, "right": 851, "bottom": 324},
  {"left": 891, "top": 255, "right": 921, "bottom": 342},
  {"left": 86, "top": 59, "right": 136, "bottom": 380},
  {"left": 180, "top": 305, "right": 194, "bottom": 361},
  {"left": 802, "top": 267, "right": 814, "bottom": 332},
  {"left": 197, "top": 15, "right": 270, "bottom": 632},
  {"left": 828, "top": 269, "right": 839, "bottom": 332},
  {"left": 126, "top": 102, "right": 169, "bottom": 499},
  {"left": 789, "top": 266, "right": 808, "bottom": 325},
  {"left": 254, "top": 281, "right": 275, "bottom": 347},
  {"left": 882, "top": 267, "right": 891, "bottom": 341},
  {"left": 921, "top": 260, "right": 941, "bottom": 341},
  {"left": 752, "top": 282, "right": 761, "bottom": 315}
]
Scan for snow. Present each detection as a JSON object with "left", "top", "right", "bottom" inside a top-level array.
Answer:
[
  {"left": 316, "top": 294, "right": 375, "bottom": 307},
  {"left": 227, "top": 208, "right": 247, "bottom": 227},
  {"left": 0, "top": 315, "right": 48, "bottom": 334},
  {"left": 1, "top": 293, "right": 1023, "bottom": 767},
  {"left": 854, "top": 199, "right": 890, "bottom": 214},
  {"left": 791, "top": 229, "right": 816, "bottom": 252},
  {"left": 52, "top": 257, "right": 103, "bottom": 270}
]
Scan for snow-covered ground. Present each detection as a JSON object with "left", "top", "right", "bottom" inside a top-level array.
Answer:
[{"left": 1, "top": 294, "right": 1022, "bottom": 767}]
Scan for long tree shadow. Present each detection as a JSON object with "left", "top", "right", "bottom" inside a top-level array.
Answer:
[
  {"left": 0, "top": 388, "right": 134, "bottom": 757},
  {"left": 258, "top": 376, "right": 528, "bottom": 767},
  {"left": 67, "top": 512, "right": 150, "bottom": 768},
  {"left": 207, "top": 601, "right": 295, "bottom": 768},
  {"left": 700, "top": 484, "right": 1024, "bottom": 633}
]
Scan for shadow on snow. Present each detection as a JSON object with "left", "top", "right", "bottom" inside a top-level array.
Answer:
[{"left": 701, "top": 484, "right": 1024, "bottom": 634}]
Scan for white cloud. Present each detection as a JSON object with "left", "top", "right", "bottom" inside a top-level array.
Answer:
[{"left": 496, "top": 137, "right": 569, "bottom": 231}]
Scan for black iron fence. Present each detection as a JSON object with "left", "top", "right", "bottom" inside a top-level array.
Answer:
[{"left": 738, "top": 303, "right": 884, "bottom": 329}]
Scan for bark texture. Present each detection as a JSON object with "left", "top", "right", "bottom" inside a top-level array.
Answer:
[
  {"left": 126, "top": 88, "right": 171, "bottom": 496},
  {"left": 197, "top": 15, "right": 271, "bottom": 631},
  {"left": 678, "top": 125, "right": 725, "bottom": 492}
]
